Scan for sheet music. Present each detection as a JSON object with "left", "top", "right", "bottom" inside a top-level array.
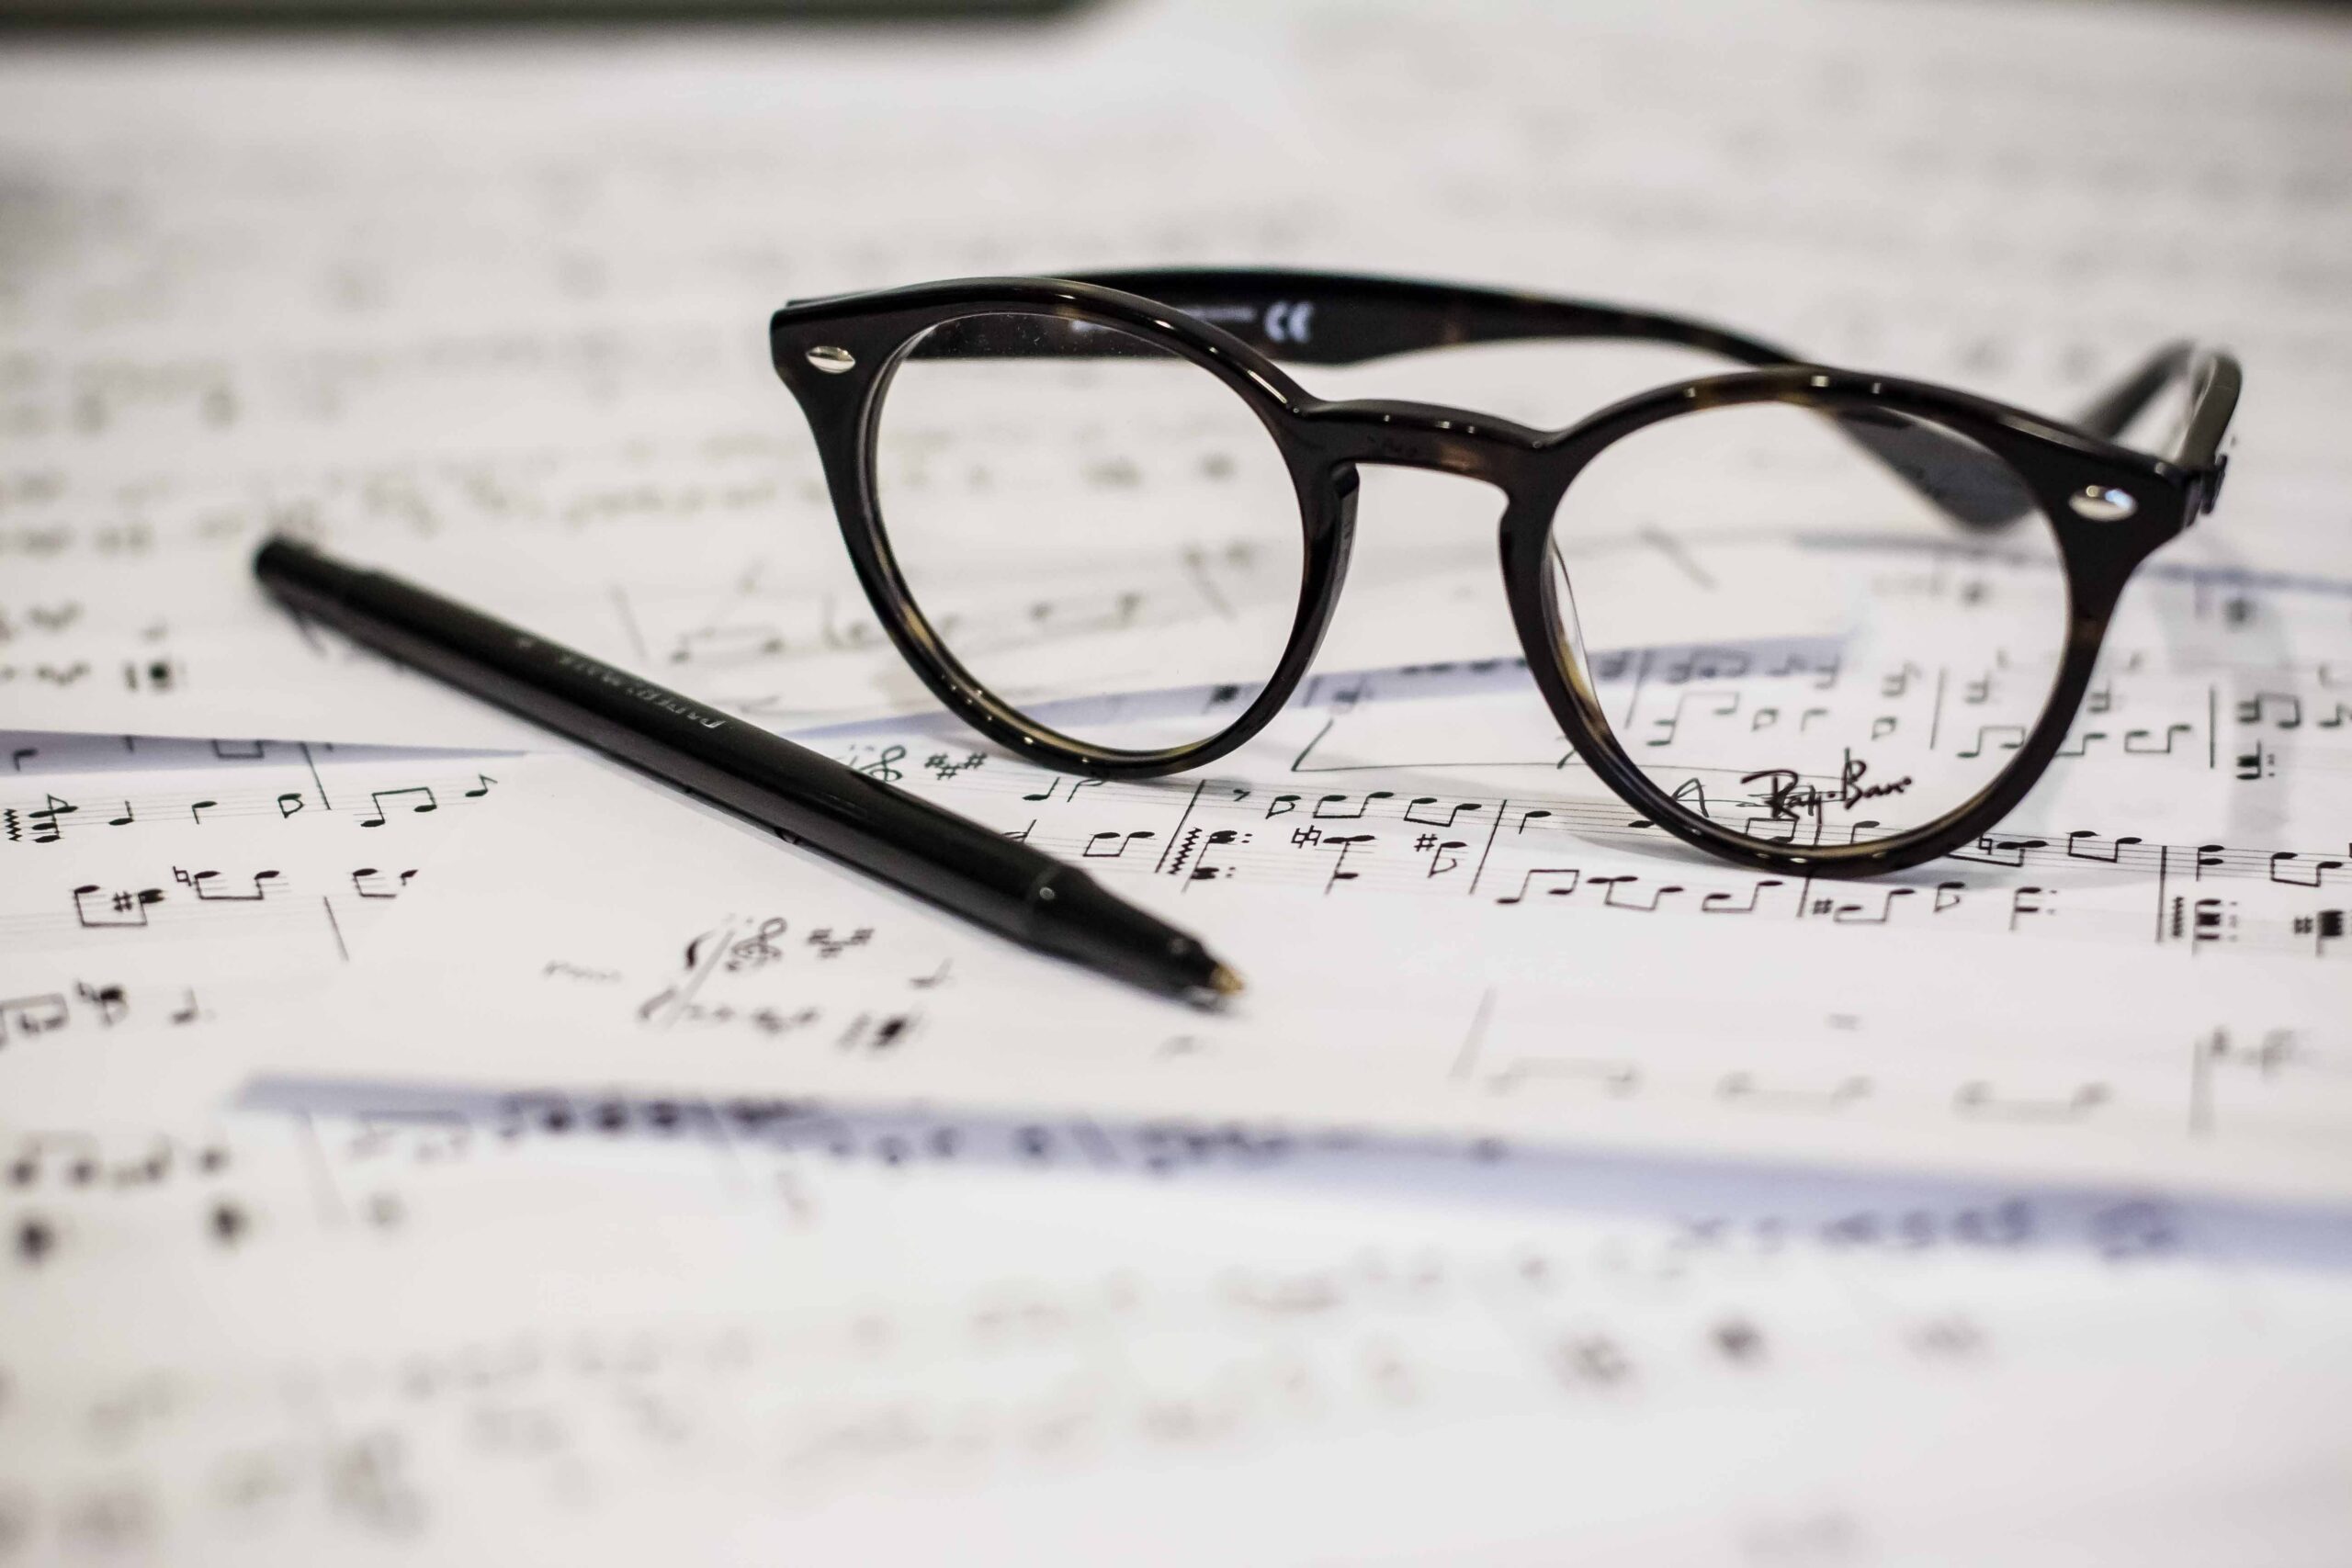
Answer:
[
  {"left": 5, "top": 0, "right": 2348, "bottom": 745},
  {"left": 7, "top": 0, "right": 2352, "bottom": 1558},
  {"left": 14, "top": 758, "right": 2348, "bottom": 1561},
  {"left": 0, "top": 730, "right": 513, "bottom": 1118},
  {"left": 6, "top": 1093, "right": 2351, "bottom": 1563},
  {"left": 271, "top": 626, "right": 2352, "bottom": 1201},
  {"left": 0, "top": 7, "right": 1507, "bottom": 746}
]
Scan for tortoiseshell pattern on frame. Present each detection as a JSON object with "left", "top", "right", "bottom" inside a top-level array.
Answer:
[{"left": 770, "top": 269, "right": 2239, "bottom": 879}]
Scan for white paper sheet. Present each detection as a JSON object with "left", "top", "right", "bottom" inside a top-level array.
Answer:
[
  {"left": 6, "top": 1094, "right": 2351, "bottom": 1565},
  {"left": 8, "top": 0, "right": 2352, "bottom": 1558},
  {"left": 0, "top": 730, "right": 514, "bottom": 1118},
  {"left": 11, "top": 725, "right": 2347, "bottom": 1562},
  {"left": 266, "top": 645, "right": 2352, "bottom": 1201},
  {"left": 6, "top": 0, "right": 2348, "bottom": 744}
]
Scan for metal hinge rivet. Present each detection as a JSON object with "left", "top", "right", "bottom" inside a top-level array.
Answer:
[{"left": 2067, "top": 485, "right": 2137, "bottom": 522}]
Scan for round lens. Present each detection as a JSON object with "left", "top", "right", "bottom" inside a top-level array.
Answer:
[
  {"left": 874, "top": 311, "right": 1306, "bottom": 752},
  {"left": 1543, "top": 400, "right": 2067, "bottom": 848}
]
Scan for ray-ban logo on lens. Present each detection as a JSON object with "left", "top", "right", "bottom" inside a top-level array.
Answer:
[{"left": 1743, "top": 752, "right": 1912, "bottom": 828}]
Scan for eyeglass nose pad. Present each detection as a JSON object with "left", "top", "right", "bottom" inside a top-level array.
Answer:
[
  {"left": 1323, "top": 460, "right": 1362, "bottom": 619},
  {"left": 1541, "top": 536, "right": 1597, "bottom": 693},
  {"left": 1326, "top": 460, "right": 1360, "bottom": 566},
  {"left": 1280, "top": 461, "right": 1360, "bottom": 683}
]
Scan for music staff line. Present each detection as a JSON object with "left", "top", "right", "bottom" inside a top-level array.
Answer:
[
  {"left": 0, "top": 980, "right": 209, "bottom": 1048},
  {"left": 809, "top": 744, "right": 2352, "bottom": 958},
  {"left": 1, "top": 773, "right": 495, "bottom": 844},
  {"left": 886, "top": 743, "right": 2351, "bottom": 890},
  {"left": 2, "top": 863, "right": 422, "bottom": 960}
]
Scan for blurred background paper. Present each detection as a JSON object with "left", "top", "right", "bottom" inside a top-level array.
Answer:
[{"left": 5, "top": 0, "right": 2350, "bottom": 743}]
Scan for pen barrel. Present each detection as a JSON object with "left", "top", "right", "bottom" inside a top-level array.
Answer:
[{"left": 254, "top": 536, "right": 1061, "bottom": 928}]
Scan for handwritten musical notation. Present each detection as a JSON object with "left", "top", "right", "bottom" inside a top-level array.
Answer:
[
  {"left": 284, "top": 750, "right": 2352, "bottom": 1206},
  {"left": 0, "top": 981, "right": 207, "bottom": 1052},
  {"left": 0, "top": 738, "right": 495, "bottom": 1104},
  {"left": 796, "top": 618, "right": 2352, "bottom": 968},
  {"left": 1, "top": 742, "right": 497, "bottom": 849}
]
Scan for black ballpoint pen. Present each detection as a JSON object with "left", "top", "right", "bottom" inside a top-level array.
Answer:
[{"left": 253, "top": 536, "right": 1243, "bottom": 1006}]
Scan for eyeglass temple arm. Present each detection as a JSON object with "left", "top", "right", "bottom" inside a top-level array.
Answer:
[
  {"left": 1078, "top": 272, "right": 2248, "bottom": 526},
  {"left": 1071, "top": 268, "right": 1808, "bottom": 372},
  {"left": 1072, "top": 269, "right": 2036, "bottom": 528}
]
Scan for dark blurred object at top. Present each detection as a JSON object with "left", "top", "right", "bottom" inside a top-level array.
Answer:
[{"left": 0, "top": 0, "right": 1094, "bottom": 26}]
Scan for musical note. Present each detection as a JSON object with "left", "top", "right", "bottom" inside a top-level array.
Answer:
[
  {"left": 1082, "top": 829, "right": 1157, "bottom": 859},
  {"left": 1830, "top": 888, "right": 1915, "bottom": 924},
  {"left": 1955, "top": 725, "right": 2027, "bottom": 759},
  {"left": 1498, "top": 869, "right": 1582, "bottom": 905},
  {"left": 1485, "top": 1056, "right": 1641, "bottom": 1097},
  {"left": 2294, "top": 909, "right": 2346, "bottom": 955},
  {"left": 0, "top": 992, "right": 71, "bottom": 1041},
  {"left": 1953, "top": 835, "right": 2047, "bottom": 869},
  {"left": 1720, "top": 1073, "right": 1871, "bottom": 1111},
  {"left": 807, "top": 927, "right": 874, "bottom": 960},
  {"left": 2064, "top": 829, "right": 2143, "bottom": 863},
  {"left": 1313, "top": 792, "right": 1394, "bottom": 820},
  {"left": 2237, "top": 694, "right": 2302, "bottom": 729},
  {"left": 358, "top": 786, "right": 439, "bottom": 828},
  {"left": 174, "top": 866, "right": 283, "bottom": 902},
  {"left": 665, "top": 624, "right": 787, "bottom": 667},
  {"left": 1598, "top": 875, "right": 1685, "bottom": 912},
  {"left": 1701, "top": 879, "right": 1782, "bottom": 915},
  {"left": 2125, "top": 724, "right": 2195, "bottom": 755},
  {"left": 1954, "top": 1081, "right": 2110, "bottom": 1122},
  {"left": 2268, "top": 852, "right": 2346, "bottom": 888},
  {"left": 2007, "top": 886, "right": 2053, "bottom": 930},
  {"left": 1022, "top": 776, "right": 1102, "bottom": 805},
  {"left": 1402, "top": 797, "right": 1484, "bottom": 828},
  {"left": 28, "top": 793, "right": 77, "bottom": 842},
  {"left": 351, "top": 867, "right": 419, "bottom": 900},
  {"left": 74, "top": 981, "right": 129, "bottom": 1026},
  {"left": 1318, "top": 833, "right": 1375, "bottom": 891},
  {"left": 72, "top": 885, "right": 165, "bottom": 929}
]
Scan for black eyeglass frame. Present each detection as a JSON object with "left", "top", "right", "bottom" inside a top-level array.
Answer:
[{"left": 770, "top": 269, "right": 2239, "bottom": 879}]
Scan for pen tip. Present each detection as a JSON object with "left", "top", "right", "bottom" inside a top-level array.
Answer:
[{"left": 1206, "top": 963, "right": 1246, "bottom": 999}]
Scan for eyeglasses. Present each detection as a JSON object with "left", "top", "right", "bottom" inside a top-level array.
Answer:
[{"left": 770, "top": 269, "right": 2239, "bottom": 877}]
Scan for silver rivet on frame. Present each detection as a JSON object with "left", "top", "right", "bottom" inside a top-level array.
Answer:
[{"left": 2067, "top": 485, "right": 2138, "bottom": 522}]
